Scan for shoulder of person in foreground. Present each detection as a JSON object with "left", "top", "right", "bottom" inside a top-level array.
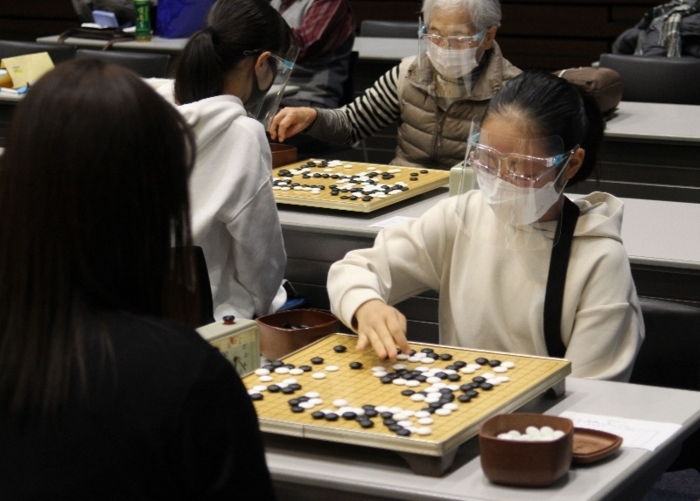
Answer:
[{"left": 105, "top": 312, "right": 276, "bottom": 500}]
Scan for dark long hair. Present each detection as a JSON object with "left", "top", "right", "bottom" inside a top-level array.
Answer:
[
  {"left": 175, "top": 0, "right": 293, "bottom": 104},
  {"left": 483, "top": 70, "right": 605, "bottom": 185},
  {"left": 0, "top": 59, "right": 198, "bottom": 416}
]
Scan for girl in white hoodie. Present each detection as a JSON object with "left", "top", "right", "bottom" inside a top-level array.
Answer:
[
  {"left": 328, "top": 71, "right": 644, "bottom": 381},
  {"left": 159, "top": 0, "right": 294, "bottom": 320}
]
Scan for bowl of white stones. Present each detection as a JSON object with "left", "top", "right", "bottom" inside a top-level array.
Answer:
[{"left": 479, "top": 413, "right": 574, "bottom": 487}]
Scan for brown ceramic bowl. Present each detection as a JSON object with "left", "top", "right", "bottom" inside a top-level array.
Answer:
[
  {"left": 479, "top": 413, "right": 574, "bottom": 487},
  {"left": 270, "top": 142, "right": 297, "bottom": 168},
  {"left": 256, "top": 309, "right": 340, "bottom": 361}
]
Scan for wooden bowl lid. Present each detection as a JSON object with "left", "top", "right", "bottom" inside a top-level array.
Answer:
[{"left": 572, "top": 428, "right": 623, "bottom": 465}]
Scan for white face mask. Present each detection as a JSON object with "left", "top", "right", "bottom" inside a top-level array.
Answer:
[
  {"left": 426, "top": 43, "right": 480, "bottom": 80},
  {"left": 476, "top": 169, "right": 566, "bottom": 227}
]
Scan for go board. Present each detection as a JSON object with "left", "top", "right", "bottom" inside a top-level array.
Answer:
[
  {"left": 272, "top": 159, "right": 450, "bottom": 213},
  {"left": 243, "top": 333, "right": 570, "bottom": 475}
]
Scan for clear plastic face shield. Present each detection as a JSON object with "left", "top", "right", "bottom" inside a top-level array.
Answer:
[
  {"left": 417, "top": 17, "right": 486, "bottom": 104},
  {"left": 456, "top": 117, "right": 577, "bottom": 250},
  {"left": 245, "top": 45, "right": 299, "bottom": 129}
]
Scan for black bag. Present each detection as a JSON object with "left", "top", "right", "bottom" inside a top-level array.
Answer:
[{"left": 57, "top": 27, "right": 136, "bottom": 50}]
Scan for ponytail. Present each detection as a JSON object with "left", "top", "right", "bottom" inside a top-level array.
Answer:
[{"left": 173, "top": 0, "right": 292, "bottom": 105}]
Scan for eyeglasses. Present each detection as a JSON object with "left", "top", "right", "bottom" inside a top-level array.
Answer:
[
  {"left": 421, "top": 31, "right": 485, "bottom": 49},
  {"left": 467, "top": 142, "right": 577, "bottom": 185}
]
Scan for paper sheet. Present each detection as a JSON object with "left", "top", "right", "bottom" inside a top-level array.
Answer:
[
  {"left": 369, "top": 216, "right": 416, "bottom": 229},
  {"left": 0, "top": 52, "right": 54, "bottom": 89},
  {"left": 560, "top": 411, "right": 682, "bottom": 451}
]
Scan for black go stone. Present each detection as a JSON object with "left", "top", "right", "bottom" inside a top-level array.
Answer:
[
  {"left": 448, "top": 373, "right": 462, "bottom": 382},
  {"left": 388, "top": 424, "right": 403, "bottom": 432},
  {"left": 271, "top": 360, "right": 284, "bottom": 368},
  {"left": 349, "top": 362, "right": 363, "bottom": 370},
  {"left": 267, "top": 385, "right": 281, "bottom": 393},
  {"left": 415, "top": 375, "right": 428, "bottom": 383},
  {"left": 458, "top": 394, "right": 472, "bottom": 403},
  {"left": 488, "top": 360, "right": 502, "bottom": 367},
  {"left": 331, "top": 191, "right": 339, "bottom": 196},
  {"left": 439, "top": 388, "right": 453, "bottom": 395},
  {"left": 288, "top": 399, "right": 300, "bottom": 406},
  {"left": 297, "top": 396, "right": 310, "bottom": 402},
  {"left": 396, "top": 428, "right": 411, "bottom": 437},
  {"left": 472, "top": 376, "right": 486, "bottom": 384},
  {"left": 445, "top": 364, "right": 457, "bottom": 370},
  {"left": 435, "top": 372, "right": 447, "bottom": 379},
  {"left": 401, "top": 389, "right": 415, "bottom": 396},
  {"left": 325, "top": 413, "right": 339, "bottom": 421},
  {"left": 453, "top": 360, "right": 467, "bottom": 368},
  {"left": 421, "top": 348, "right": 435, "bottom": 354},
  {"left": 299, "top": 365, "right": 312, "bottom": 372},
  {"left": 362, "top": 404, "right": 375, "bottom": 411},
  {"left": 480, "top": 382, "right": 494, "bottom": 391},
  {"left": 281, "top": 387, "right": 295, "bottom": 395},
  {"left": 263, "top": 364, "right": 274, "bottom": 371},
  {"left": 342, "top": 412, "right": 357, "bottom": 420},
  {"left": 362, "top": 196, "right": 373, "bottom": 202},
  {"left": 349, "top": 196, "right": 358, "bottom": 201},
  {"left": 333, "top": 345, "right": 347, "bottom": 353},
  {"left": 429, "top": 402, "right": 443, "bottom": 409},
  {"left": 359, "top": 420, "right": 374, "bottom": 429},
  {"left": 289, "top": 383, "right": 302, "bottom": 391},
  {"left": 460, "top": 384, "right": 473, "bottom": 392},
  {"left": 290, "top": 406, "right": 304, "bottom": 413},
  {"left": 465, "top": 390, "right": 479, "bottom": 398},
  {"left": 250, "top": 393, "right": 263, "bottom": 401},
  {"left": 311, "top": 357, "right": 324, "bottom": 365},
  {"left": 364, "top": 409, "right": 379, "bottom": 418},
  {"left": 475, "top": 357, "right": 489, "bottom": 365},
  {"left": 439, "top": 395, "right": 455, "bottom": 404},
  {"left": 285, "top": 363, "right": 296, "bottom": 369},
  {"left": 383, "top": 418, "right": 397, "bottom": 426},
  {"left": 380, "top": 411, "right": 394, "bottom": 419},
  {"left": 420, "top": 170, "right": 429, "bottom": 174},
  {"left": 312, "top": 411, "right": 325, "bottom": 419},
  {"left": 340, "top": 196, "right": 349, "bottom": 200},
  {"left": 440, "top": 353, "right": 453, "bottom": 361},
  {"left": 380, "top": 376, "right": 393, "bottom": 384}
]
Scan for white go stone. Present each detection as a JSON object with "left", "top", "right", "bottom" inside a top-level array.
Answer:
[
  {"left": 415, "top": 411, "right": 431, "bottom": 418},
  {"left": 396, "top": 354, "right": 409, "bottom": 361},
  {"left": 493, "top": 366, "right": 508, "bottom": 373},
  {"left": 398, "top": 420, "right": 413, "bottom": 427},
  {"left": 393, "top": 412, "right": 410, "bottom": 421},
  {"left": 443, "top": 369, "right": 457, "bottom": 375},
  {"left": 502, "top": 361, "right": 516, "bottom": 369},
  {"left": 300, "top": 402, "right": 315, "bottom": 409},
  {"left": 414, "top": 366, "right": 429, "bottom": 372},
  {"left": 426, "top": 376, "right": 441, "bottom": 384},
  {"left": 481, "top": 372, "right": 495, "bottom": 380},
  {"left": 312, "top": 372, "right": 327, "bottom": 379},
  {"left": 447, "top": 384, "right": 460, "bottom": 391},
  {"left": 389, "top": 406, "right": 404, "bottom": 414},
  {"left": 553, "top": 430, "right": 565, "bottom": 439},
  {"left": 333, "top": 399, "right": 348, "bottom": 408},
  {"left": 376, "top": 406, "right": 390, "bottom": 413},
  {"left": 373, "top": 372, "right": 388, "bottom": 378},
  {"left": 353, "top": 408, "right": 366, "bottom": 416},
  {"left": 460, "top": 367, "right": 476, "bottom": 374},
  {"left": 254, "top": 368, "right": 270, "bottom": 376},
  {"left": 371, "top": 366, "right": 386, "bottom": 372},
  {"left": 486, "top": 379, "right": 501, "bottom": 386},
  {"left": 497, "top": 433, "right": 513, "bottom": 440},
  {"left": 507, "top": 430, "right": 522, "bottom": 439},
  {"left": 274, "top": 367, "right": 290, "bottom": 374},
  {"left": 305, "top": 391, "right": 320, "bottom": 398},
  {"left": 497, "top": 376, "right": 510, "bottom": 383},
  {"left": 289, "top": 368, "right": 304, "bottom": 375},
  {"left": 258, "top": 375, "right": 274, "bottom": 382},
  {"left": 432, "top": 383, "right": 447, "bottom": 389},
  {"left": 416, "top": 427, "right": 433, "bottom": 436},
  {"left": 421, "top": 357, "right": 436, "bottom": 364},
  {"left": 443, "top": 403, "right": 459, "bottom": 411},
  {"left": 408, "top": 356, "right": 422, "bottom": 362},
  {"left": 405, "top": 380, "right": 421, "bottom": 387},
  {"left": 410, "top": 393, "right": 426, "bottom": 402},
  {"left": 540, "top": 426, "right": 555, "bottom": 436},
  {"left": 392, "top": 363, "right": 407, "bottom": 370},
  {"left": 325, "top": 365, "right": 339, "bottom": 372},
  {"left": 403, "top": 410, "right": 415, "bottom": 417},
  {"left": 252, "top": 385, "right": 267, "bottom": 392},
  {"left": 309, "top": 398, "right": 323, "bottom": 406},
  {"left": 418, "top": 417, "right": 434, "bottom": 425},
  {"left": 282, "top": 378, "right": 298, "bottom": 384},
  {"left": 526, "top": 426, "right": 541, "bottom": 438},
  {"left": 435, "top": 408, "right": 452, "bottom": 416},
  {"left": 392, "top": 378, "right": 407, "bottom": 386}
]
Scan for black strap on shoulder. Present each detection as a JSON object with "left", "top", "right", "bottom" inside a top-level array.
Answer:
[{"left": 543, "top": 197, "right": 580, "bottom": 358}]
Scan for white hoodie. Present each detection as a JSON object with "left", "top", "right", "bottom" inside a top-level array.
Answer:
[
  {"left": 328, "top": 191, "right": 644, "bottom": 381},
  {"left": 159, "top": 85, "right": 286, "bottom": 320}
]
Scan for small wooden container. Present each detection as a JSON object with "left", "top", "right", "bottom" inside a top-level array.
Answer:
[
  {"left": 270, "top": 142, "right": 297, "bottom": 168},
  {"left": 479, "top": 413, "right": 574, "bottom": 487},
  {"left": 256, "top": 309, "right": 340, "bottom": 361}
]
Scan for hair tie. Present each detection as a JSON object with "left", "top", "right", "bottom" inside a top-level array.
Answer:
[{"left": 204, "top": 26, "right": 218, "bottom": 43}]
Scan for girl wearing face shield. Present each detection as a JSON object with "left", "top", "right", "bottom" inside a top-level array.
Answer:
[
  {"left": 269, "top": 0, "right": 521, "bottom": 169},
  {"left": 157, "top": 0, "right": 298, "bottom": 321},
  {"left": 327, "top": 71, "right": 644, "bottom": 382}
]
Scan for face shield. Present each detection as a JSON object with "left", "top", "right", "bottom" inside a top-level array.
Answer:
[
  {"left": 417, "top": 18, "right": 486, "bottom": 104},
  {"left": 455, "top": 117, "right": 577, "bottom": 250},
  {"left": 245, "top": 45, "right": 299, "bottom": 129}
]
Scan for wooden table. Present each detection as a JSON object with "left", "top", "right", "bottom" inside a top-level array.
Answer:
[{"left": 267, "top": 377, "right": 700, "bottom": 501}]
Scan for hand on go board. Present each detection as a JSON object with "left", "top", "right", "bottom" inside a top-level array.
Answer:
[
  {"left": 354, "top": 299, "right": 410, "bottom": 360},
  {"left": 268, "top": 107, "right": 317, "bottom": 142}
]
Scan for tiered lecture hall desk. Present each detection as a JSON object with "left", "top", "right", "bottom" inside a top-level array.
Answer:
[{"left": 268, "top": 378, "right": 700, "bottom": 501}]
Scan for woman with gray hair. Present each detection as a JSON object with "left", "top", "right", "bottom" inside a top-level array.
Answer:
[{"left": 269, "top": 0, "right": 521, "bottom": 169}]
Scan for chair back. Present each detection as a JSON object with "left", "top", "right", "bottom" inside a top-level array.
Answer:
[
  {"left": 630, "top": 297, "right": 700, "bottom": 391},
  {"left": 0, "top": 40, "right": 77, "bottom": 64},
  {"left": 340, "top": 51, "right": 359, "bottom": 106},
  {"left": 75, "top": 49, "right": 170, "bottom": 78},
  {"left": 599, "top": 53, "right": 700, "bottom": 104},
  {"left": 360, "top": 20, "right": 419, "bottom": 39}
]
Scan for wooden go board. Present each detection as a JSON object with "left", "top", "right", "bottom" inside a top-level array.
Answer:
[
  {"left": 272, "top": 159, "right": 450, "bottom": 213},
  {"left": 243, "top": 334, "right": 571, "bottom": 475}
]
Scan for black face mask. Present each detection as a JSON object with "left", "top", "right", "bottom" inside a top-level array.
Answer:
[{"left": 246, "top": 58, "right": 277, "bottom": 107}]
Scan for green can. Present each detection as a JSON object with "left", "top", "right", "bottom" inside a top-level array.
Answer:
[{"left": 134, "top": 0, "right": 152, "bottom": 41}]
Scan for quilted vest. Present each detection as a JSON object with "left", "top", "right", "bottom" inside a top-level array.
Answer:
[{"left": 393, "top": 42, "right": 521, "bottom": 169}]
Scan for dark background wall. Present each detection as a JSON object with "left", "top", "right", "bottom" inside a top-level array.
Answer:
[{"left": 1, "top": 0, "right": 658, "bottom": 69}]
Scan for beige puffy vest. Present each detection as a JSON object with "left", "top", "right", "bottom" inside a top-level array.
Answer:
[{"left": 393, "top": 42, "right": 521, "bottom": 169}]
